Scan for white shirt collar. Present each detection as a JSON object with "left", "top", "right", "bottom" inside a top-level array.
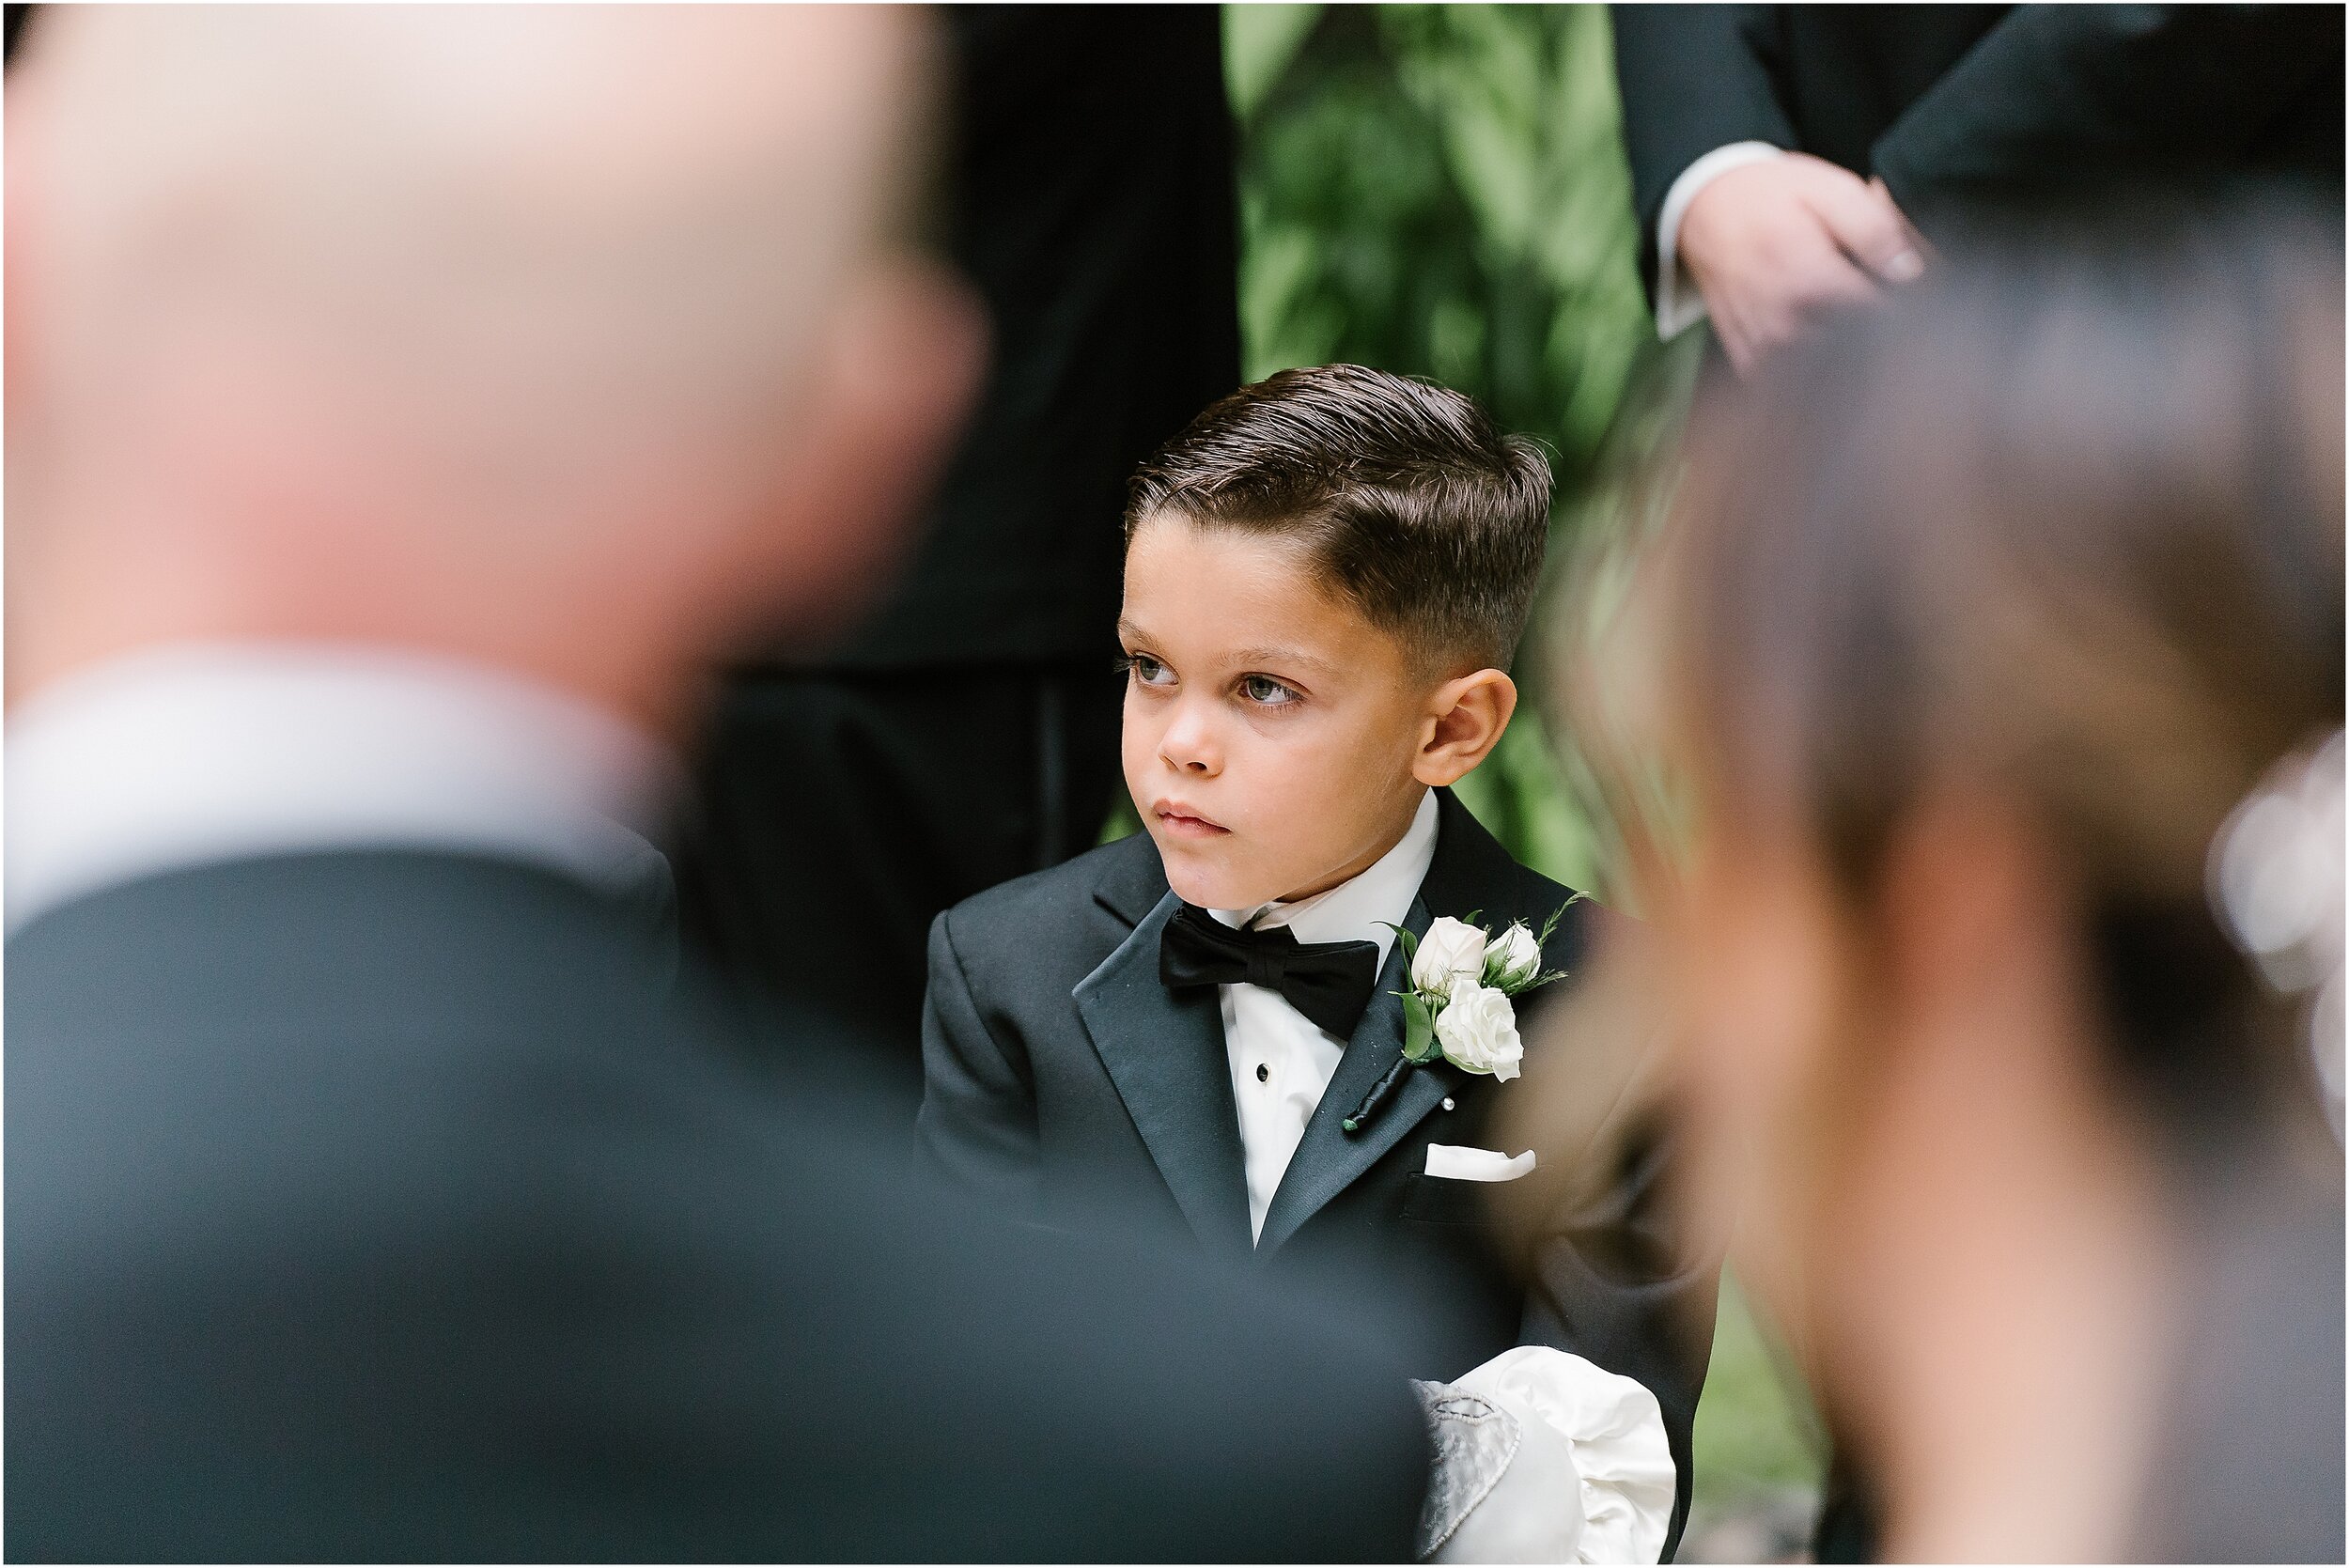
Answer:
[
  {"left": 5, "top": 641, "right": 683, "bottom": 934},
  {"left": 1210, "top": 787, "right": 1439, "bottom": 969}
]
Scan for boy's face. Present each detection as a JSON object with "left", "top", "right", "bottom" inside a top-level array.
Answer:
[{"left": 1119, "top": 514, "right": 1439, "bottom": 910}]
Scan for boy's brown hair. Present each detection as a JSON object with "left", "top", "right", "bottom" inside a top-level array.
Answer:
[{"left": 1125, "top": 364, "right": 1553, "bottom": 673}]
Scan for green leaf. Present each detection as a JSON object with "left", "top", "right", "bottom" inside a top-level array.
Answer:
[
  {"left": 1511, "top": 966, "right": 1571, "bottom": 997},
  {"left": 1223, "top": 4, "right": 1325, "bottom": 124},
  {"left": 1401, "top": 991, "right": 1440, "bottom": 1063},
  {"left": 1533, "top": 893, "right": 1583, "bottom": 948}
]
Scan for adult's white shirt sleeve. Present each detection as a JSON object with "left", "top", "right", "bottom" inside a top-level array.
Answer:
[
  {"left": 1653, "top": 141, "right": 1785, "bottom": 340},
  {"left": 1430, "top": 1345, "right": 1675, "bottom": 1564}
]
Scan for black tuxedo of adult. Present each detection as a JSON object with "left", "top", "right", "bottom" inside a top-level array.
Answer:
[
  {"left": 7, "top": 847, "right": 1432, "bottom": 1561},
  {"left": 679, "top": 5, "right": 1238, "bottom": 1099},
  {"left": 1611, "top": 4, "right": 2347, "bottom": 293},
  {"left": 920, "top": 790, "right": 1719, "bottom": 1557}
]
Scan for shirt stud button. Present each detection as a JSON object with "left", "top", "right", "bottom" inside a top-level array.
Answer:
[
  {"left": 1256, "top": 1063, "right": 1270, "bottom": 1083},
  {"left": 1441, "top": 1096, "right": 1455, "bottom": 1111}
]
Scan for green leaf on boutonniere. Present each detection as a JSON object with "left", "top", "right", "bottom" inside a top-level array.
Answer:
[
  {"left": 1510, "top": 896, "right": 1589, "bottom": 994},
  {"left": 1400, "top": 989, "right": 1442, "bottom": 1063},
  {"left": 1379, "top": 921, "right": 1421, "bottom": 972},
  {"left": 1533, "top": 894, "right": 1583, "bottom": 949}
]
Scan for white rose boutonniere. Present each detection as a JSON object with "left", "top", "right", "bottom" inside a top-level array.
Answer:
[
  {"left": 1483, "top": 921, "right": 1543, "bottom": 991},
  {"left": 1411, "top": 915, "right": 1489, "bottom": 998},
  {"left": 1344, "top": 900, "right": 1579, "bottom": 1133},
  {"left": 1433, "top": 980, "right": 1524, "bottom": 1081}
]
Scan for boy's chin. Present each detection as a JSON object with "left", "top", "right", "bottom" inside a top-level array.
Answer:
[{"left": 1151, "top": 835, "right": 1272, "bottom": 912}]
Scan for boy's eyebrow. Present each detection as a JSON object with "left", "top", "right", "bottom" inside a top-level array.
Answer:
[
  {"left": 1116, "top": 622, "right": 1340, "bottom": 677},
  {"left": 1228, "top": 644, "right": 1340, "bottom": 675}
]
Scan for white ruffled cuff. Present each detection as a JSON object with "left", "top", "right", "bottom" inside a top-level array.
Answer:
[{"left": 1442, "top": 1345, "right": 1675, "bottom": 1564}]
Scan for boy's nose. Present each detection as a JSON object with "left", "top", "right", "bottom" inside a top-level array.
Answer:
[{"left": 1158, "top": 707, "right": 1221, "bottom": 775}]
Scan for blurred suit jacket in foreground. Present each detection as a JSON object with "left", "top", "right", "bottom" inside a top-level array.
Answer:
[{"left": 7, "top": 800, "right": 1429, "bottom": 1560}]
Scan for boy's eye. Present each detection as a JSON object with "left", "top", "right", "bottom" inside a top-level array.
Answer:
[
  {"left": 1240, "top": 675, "right": 1300, "bottom": 706},
  {"left": 1126, "top": 653, "right": 1174, "bottom": 687}
]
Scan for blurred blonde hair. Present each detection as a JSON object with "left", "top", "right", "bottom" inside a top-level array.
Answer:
[{"left": 1630, "top": 194, "right": 2344, "bottom": 1137}]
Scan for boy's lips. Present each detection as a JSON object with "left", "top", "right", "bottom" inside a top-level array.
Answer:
[{"left": 1152, "top": 800, "right": 1231, "bottom": 839}]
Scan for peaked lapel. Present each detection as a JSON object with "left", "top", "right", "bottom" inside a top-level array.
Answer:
[
  {"left": 1253, "top": 789, "right": 1570, "bottom": 1259},
  {"left": 1252, "top": 890, "right": 1451, "bottom": 1257},
  {"left": 1072, "top": 885, "right": 1254, "bottom": 1260}
]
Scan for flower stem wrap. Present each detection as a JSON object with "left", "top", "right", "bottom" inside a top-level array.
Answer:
[{"left": 1342, "top": 1052, "right": 1416, "bottom": 1136}]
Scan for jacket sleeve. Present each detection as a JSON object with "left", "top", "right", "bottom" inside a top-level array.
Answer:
[
  {"left": 1874, "top": 5, "right": 2342, "bottom": 237},
  {"left": 915, "top": 908, "right": 1045, "bottom": 1215},
  {"left": 1610, "top": 3, "right": 1797, "bottom": 299}
]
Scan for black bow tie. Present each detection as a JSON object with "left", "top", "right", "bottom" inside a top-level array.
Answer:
[{"left": 1159, "top": 903, "right": 1381, "bottom": 1039}]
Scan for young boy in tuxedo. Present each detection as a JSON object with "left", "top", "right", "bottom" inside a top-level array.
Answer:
[{"left": 919, "top": 364, "right": 1716, "bottom": 1560}]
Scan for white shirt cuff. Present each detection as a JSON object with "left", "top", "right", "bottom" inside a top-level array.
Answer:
[
  {"left": 1654, "top": 141, "right": 1785, "bottom": 341},
  {"left": 1445, "top": 1345, "right": 1676, "bottom": 1564}
]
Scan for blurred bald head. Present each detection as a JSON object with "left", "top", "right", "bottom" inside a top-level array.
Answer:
[{"left": 7, "top": 5, "right": 983, "bottom": 726}]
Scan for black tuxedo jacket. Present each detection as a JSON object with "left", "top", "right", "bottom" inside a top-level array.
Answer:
[
  {"left": 1612, "top": 4, "right": 2346, "bottom": 292},
  {"left": 920, "top": 790, "right": 1719, "bottom": 1555},
  {"left": 811, "top": 6, "right": 1237, "bottom": 670},
  {"left": 8, "top": 848, "right": 1430, "bottom": 1561}
]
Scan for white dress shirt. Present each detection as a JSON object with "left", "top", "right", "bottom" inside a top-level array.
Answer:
[
  {"left": 6, "top": 641, "right": 681, "bottom": 935},
  {"left": 1209, "top": 787, "right": 1439, "bottom": 1244}
]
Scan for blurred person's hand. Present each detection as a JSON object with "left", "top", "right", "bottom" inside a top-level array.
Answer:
[{"left": 1677, "top": 153, "right": 1925, "bottom": 374}]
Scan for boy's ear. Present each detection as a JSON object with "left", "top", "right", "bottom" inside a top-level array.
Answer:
[{"left": 1413, "top": 668, "right": 1517, "bottom": 787}]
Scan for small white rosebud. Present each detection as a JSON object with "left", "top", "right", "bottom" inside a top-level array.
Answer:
[
  {"left": 1485, "top": 922, "right": 1542, "bottom": 990},
  {"left": 1434, "top": 981, "right": 1524, "bottom": 1081},
  {"left": 1410, "top": 916, "right": 1488, "bottom": 999}
]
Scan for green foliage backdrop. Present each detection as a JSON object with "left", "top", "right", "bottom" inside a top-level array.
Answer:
[
  {"left": 1224, "top": 7, "right": 1821, "bottom": 1545},
  {"left": 1230, "top": 5, "right": 1647, "bottom": 464}
]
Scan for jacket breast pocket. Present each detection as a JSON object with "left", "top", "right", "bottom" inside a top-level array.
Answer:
[{"left": 1399, "top": 1172, "right": 1495, "bottom": 1227}]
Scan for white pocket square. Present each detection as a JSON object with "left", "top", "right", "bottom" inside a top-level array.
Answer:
[{"left": 1424, "top": 1143, "right": 1537, "bottom": 1182}]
